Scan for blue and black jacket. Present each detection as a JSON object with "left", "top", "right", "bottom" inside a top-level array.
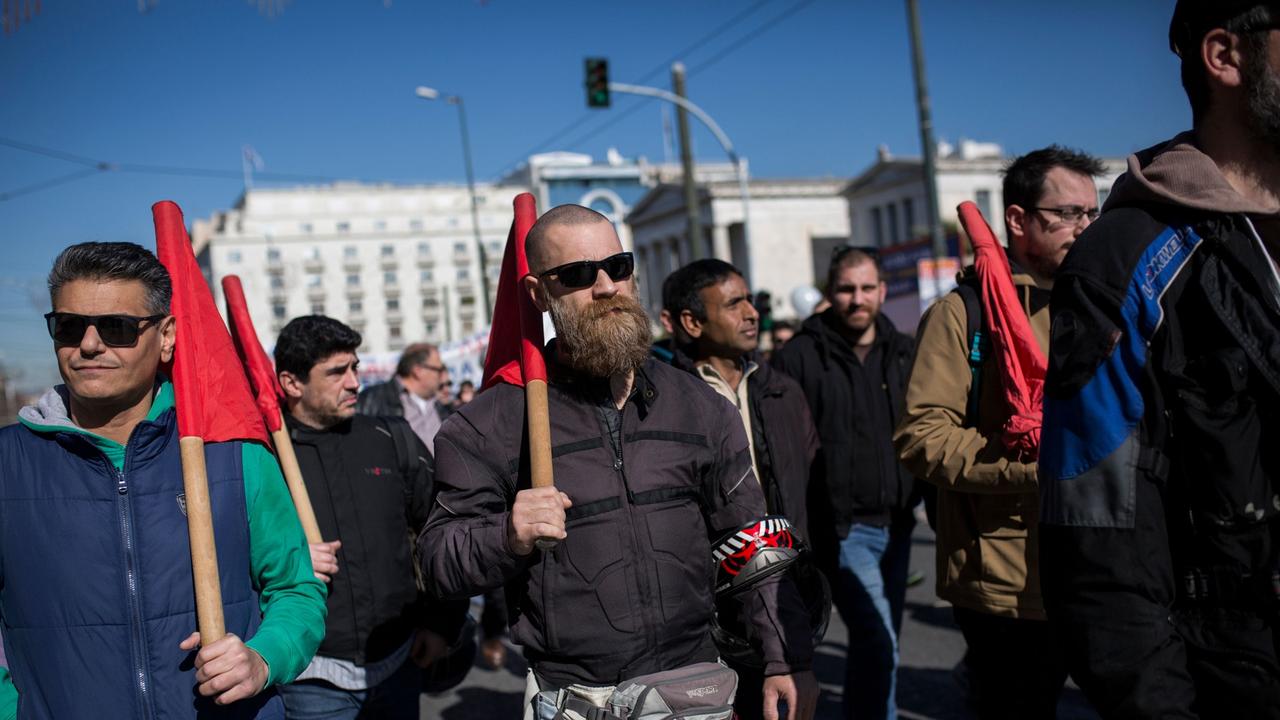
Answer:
[{"left": 1039, "top": 134, "right": 1280, "bottom": 719}]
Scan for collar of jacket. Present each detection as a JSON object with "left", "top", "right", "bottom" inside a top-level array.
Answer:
[
  {"left": 284, "top": 410, "right": 354, "bottom": 444},
  {"left": 544, "top": 338, "right": 661, "bottom": 417},
  {"left": 803, "top": 309, "right": 900, "bottom": 371}
]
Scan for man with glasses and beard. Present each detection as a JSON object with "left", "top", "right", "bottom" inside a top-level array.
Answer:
[
  {"left": 1036, "top": 2, "right": 1280, "bottom": 716},
  {"left": 894, "top": 146, "right": 1102, "bottom": 719},
  {"left": 0, "top": 242, "right": 326, "bottom": 718},
  {"left": 773, "top": 248, "right": 917, "bottom": 720},
  {"left": 422, "top": 205, "right": 817, "bottom": 720}
]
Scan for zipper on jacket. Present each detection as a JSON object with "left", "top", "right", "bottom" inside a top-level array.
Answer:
[
  {"left": 115, "top": 466, "right": 155, "bottom": 719},
  {"left": 600, "top": 405, "right": 660, "bottom": 656}
]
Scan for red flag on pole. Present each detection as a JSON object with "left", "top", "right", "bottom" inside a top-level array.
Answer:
[
  {"left": 956, "top": 201, "right": 1046, "bottom": 461},
  {"left": 153, "top": 201, "right": 268, "bottom": 446},
  {"left": 221, "top": 275, "right": 283, "bottom": 434},
  {"left": 481, "top": 192, "right": 545, "bottom": 390}
]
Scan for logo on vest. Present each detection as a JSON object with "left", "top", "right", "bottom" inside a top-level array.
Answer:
[
  {"left": 176, "top": 493, "right": 187, "bottom": 517},
  {"left": 364, "top": 466, "right": 394, "bottom": 477}
]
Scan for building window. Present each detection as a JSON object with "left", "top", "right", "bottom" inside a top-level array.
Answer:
[
  {"left": 426, "top": 321, "right": 437, "bottom": 336},
  {"left": 307, "top": 246, "right": 321, "bottom": 260},
  {"left": 349, "top": 300, "right": 362, "bottom": 313},
  {"left": 307, "top": 274, "right": 323, "bottom": 288},
  {"left": 887, "top": 202, "right": 900, "bottom": 245},
  {"left": 388, "top": 325, "right": 402, "bottom": 339},
  {"left": 410, "top": 219, "right": 424, "bottom": 231},
  {"left": 228, "top": 251, "right": 242, "bottom": 264},
  {"left": 381, "top": 244, "right": 395, "bottom": 257},
  {"left": 453, "top": 242, "right": 468, "bottom": 255},
  {"left": 871, "top": 206, "right": 884, "bottom": 247},
  {"left": 346, "top": 274, "right": 359, "bottom": 286},
  {"left": 903, "top": 198, "right": 916, "bottom": 240},
  {"left": 374, "top": 220, "right": 387, "bottom": 231},
  {"left": 422, "top": 297, "right": 439, "bottom": 308},
  {"left": 417, "top": 242, "right": 430, "bottom": 255},
  {"left": 272, "top": 304, "right": 286, "bottom": 319},
  {"left": 336, "top": 221, "right": 351, "bottom": 233},
  {"left": 457, "top": 268, "right": 470, "bottom": 281},
  {"left": 420, "top": 269, "right": 433, "bottom": 282},
  {"left": 976, "top": 189, "right": 993, "bottom": 222},
  {"left": 461, "top": 321, "right": 475, "bottom": 334},
  {"left": 386, "top": 298, "right": 400, "bottom": 311},
  {"left": 301, "top": 223, "right": 313, "bottom": 234},
  {"left": 344, "top": 245, "right": 357, "bottom": 258},
  {"left": 487, "top": 241, "right": 502, "bottom": 256},
  {"left": 311, "top": 303, "right": 325, "bottom": 315},
  {"left": 267, "top": 248, "right": 281, "bottom": 261},
  {"left": 270, "top": 275, "right": 285, "bottom": 289},
  {"left": 459, "top": 294, "right": 476, "bottom": 306},
  {"left": 383, "top": 271, "right": 397, "bottom": 285}
]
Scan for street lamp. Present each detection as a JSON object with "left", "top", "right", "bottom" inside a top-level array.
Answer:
[{"left": 414, "top": 85, "right": 492, "bottom": 323}]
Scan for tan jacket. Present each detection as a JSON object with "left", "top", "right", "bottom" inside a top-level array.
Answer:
[{"left": 893, "top": 272, "right": 1050, "bottom": 620}]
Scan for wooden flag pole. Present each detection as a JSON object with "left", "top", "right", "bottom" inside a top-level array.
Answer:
[
  {"left": 179, "top": 436, "right": 226, "bottom": 642},
  {"left": 527, "top": 378, "right": 558, "bottom": 550},
  {"left": 271, "top": 409, "right": 323, "bottom": 544}
]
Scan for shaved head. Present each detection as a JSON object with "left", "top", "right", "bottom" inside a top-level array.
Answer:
[{"left": 525, "top": 204, "right": 612, "bottom": 274}]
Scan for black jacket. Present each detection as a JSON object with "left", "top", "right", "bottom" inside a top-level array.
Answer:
[
  {"left": 773, "top": 311, "right": 917, "bottom": 535},
  {"left": 288, "top": 413, "right": 465, "bottom": 665},
  {"left": 656, "top": 344, "right": 819, "bottom": 542},
  {"left": 422, "top": 356, "right": 813, "bottom": 687},
  {"left": 1040, "top": 201, "right": 1280, "bottom": 717}
]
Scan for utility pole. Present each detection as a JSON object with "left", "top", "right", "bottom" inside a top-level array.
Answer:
[
  {"left": 906, "top": 0, "right": 947, "bottom": 274},
  {"left": 671, "top": 63, "right": 704, "bottom": 259}
]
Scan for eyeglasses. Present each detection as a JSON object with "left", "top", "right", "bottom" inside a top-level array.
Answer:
[
  {"left": 1031, "top": 206, "right": 1100, "bottom": 225},
  {"left": 538, "top": 252, "right": 634, "bottom": 289},
  {"left": 419, "top": 363, "right": 446, "bottom": 373},
  {"left": 44, "top": 312, "right": 166, "bottom": 348}
]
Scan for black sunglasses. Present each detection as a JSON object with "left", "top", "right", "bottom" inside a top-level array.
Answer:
[
  {"left": 538, "top": 252, "right": 634, "bottom": 289},
  {"left": 45, "top": 312, "right": 166, "bottom": 348}
]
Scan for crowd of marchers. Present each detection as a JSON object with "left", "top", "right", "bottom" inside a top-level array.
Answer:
[{"left": 0, "top": 2, "right": 1278, "bottom": 719}]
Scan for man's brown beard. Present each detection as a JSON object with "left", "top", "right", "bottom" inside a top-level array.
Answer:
[{"left": 547, "top": 292, "right": 653, "bottom": 378}]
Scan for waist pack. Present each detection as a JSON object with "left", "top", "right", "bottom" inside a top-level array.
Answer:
[{"left": 552, "top": 663, "right": 738, "bottom": 720}]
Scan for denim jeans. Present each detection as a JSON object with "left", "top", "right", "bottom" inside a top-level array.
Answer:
[
  {"left": 278, "top": 658, "right": 419, "bottom": 720},
  {"left": 832, "top": 523, "right": 897, "bottom": 719}
]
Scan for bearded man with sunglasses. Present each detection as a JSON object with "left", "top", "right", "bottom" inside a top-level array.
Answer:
[
  {"left": 423, "top": 204, "right": 817, "bottom": 720},
  {"left": 0, "top": 242, "right": 326, "bottom": 719},
  {"left": 894, "top": 147, "right": 1103, "bottom": 719}
]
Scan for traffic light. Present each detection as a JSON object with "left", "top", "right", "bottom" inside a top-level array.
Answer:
[{"left": 585, "top": 58, "right": 609, "bottom": 108}]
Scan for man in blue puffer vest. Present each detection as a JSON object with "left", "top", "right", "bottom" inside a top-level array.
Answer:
[{"left": 0, "top": 241, "right": 327, "bottom": 719}]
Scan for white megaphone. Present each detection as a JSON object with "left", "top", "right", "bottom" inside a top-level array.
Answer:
[{"left": 790, "top": 286, "right": 823, "bottom": 319}]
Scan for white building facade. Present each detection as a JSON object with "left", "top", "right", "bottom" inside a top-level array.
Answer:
[
  {"left": 626, "top": 179, "right": 850, "bottom": 321},
  {"left": 196, "top": 182, "right": 526, "bottom": 357},
  {"left": 843, "top": 141, "right": 1127, "bottom": 248}
]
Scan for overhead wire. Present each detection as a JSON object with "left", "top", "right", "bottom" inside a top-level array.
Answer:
[
  {"left": 555, "top": 0, "right": 820, "bottom": 152},
  {"left": 490, "top": 0, "right": 777, "bottom": 178}
]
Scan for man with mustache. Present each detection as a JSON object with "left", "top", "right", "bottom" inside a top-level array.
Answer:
[
  {"left": 659, "top": 258, "right": 821, "bottom": 720},
  {"left": 894, "top": 146, "right": 1103, "bottom": 719},
  {"left": 0, "top": 242, "right": 326, "bottom": 718},
  {"left": 773, "top": 248, "right": 917, "bottom": 720},
  {"left": 1038, "top": 2, "right": 1280, "bottom": 716},
  {"left": 422, "top": 205, "right": 817, "bottom": 720},
  {"left": 274, "top": 316, "right": 467, "bottom": 719}
]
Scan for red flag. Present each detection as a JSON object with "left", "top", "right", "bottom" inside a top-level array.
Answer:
[
  {"left": 221, "top": 275, "right": 283, "bottom": 433},
  {"left": 153, "top": 201, "right": 269, "bottom": 446},
  {"left": 956, "top": 201, "right": 1047, "bottom": 460},
  {"left": 481, "top": 193, "right": 544, "bottom": 389}
]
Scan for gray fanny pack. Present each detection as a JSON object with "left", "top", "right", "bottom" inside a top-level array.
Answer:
[{"left": 554, "top": 662, "right": 738, "bottom": 720}]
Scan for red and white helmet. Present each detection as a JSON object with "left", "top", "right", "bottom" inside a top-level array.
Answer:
[{"left": 712, "top": 516, "right": 802, "bottom": 596}]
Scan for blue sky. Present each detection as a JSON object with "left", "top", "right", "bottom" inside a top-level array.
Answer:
[{"left": 1, "top": 0, "right": 1185, "bottom": 390}]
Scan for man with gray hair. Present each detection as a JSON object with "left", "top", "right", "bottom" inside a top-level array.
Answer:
[
  {"left": 356, "top": 342, "right": 450, "bottom": 454},
  {"left": 0, "top": 241, "right": 326, "bottom": 718}
]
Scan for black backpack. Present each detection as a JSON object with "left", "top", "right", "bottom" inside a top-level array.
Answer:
[{"left": 951, "top": 274, "right": 991, "bottom": 425}]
